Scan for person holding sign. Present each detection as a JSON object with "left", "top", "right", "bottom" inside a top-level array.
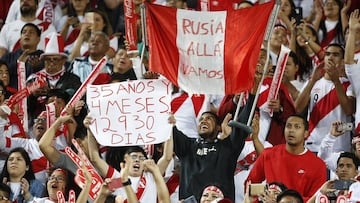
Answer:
[{"left": 85, "top": 115, "right": 171, "bottom": 203}]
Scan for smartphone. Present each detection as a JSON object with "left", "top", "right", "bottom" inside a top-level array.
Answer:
[
  {"left": 84, "top": 12, "right": 95, "bottom": 24},
  {"left": 108, "top": 177, "right": 123, "bottom": 190},
  {"left": 333, "top": 180, "right": 354, "bottom": 190},
  {"left": 294, "top": 7, "right": 303, "bottom": 25},
  {"left": 336, "top": 122, "right": 354, "bottom": 132},
  {"left": 182, "top": 195, "right": 197, "bottom": 203},
  {"left": 249, "top": 183, "right": 265, "bottom": 196}
]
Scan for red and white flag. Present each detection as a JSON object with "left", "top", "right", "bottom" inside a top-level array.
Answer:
[{"left": 145, "top": 1, "right": 275, "bottom": 95}]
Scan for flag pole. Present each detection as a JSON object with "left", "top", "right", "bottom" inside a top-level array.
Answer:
[
  {"left": 140, "top": 3, "right": 147, "bottom": 76},
  {"left": 246, "top": 0, "right": 280, "bottom": 126},
  {"left": 228, "top": 0, "right": 280, "bottom": 132}
]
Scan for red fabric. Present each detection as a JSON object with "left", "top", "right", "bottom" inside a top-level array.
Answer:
[
  {"left": 256, "top": 78, "right": 296, "bottom": 145},
  {"left": 8, "top": 112, "right": 27, "bottom": 138},
  {"left": 246, "top": 145, "right": 327, "bottom": 202},
  {"left": 320, "top": 28, "right": 336, "bottom": 48},
  {"left": 166, "top": 174, "right": 180, "bottom": 195},
  {"left": 145, "top": 1, "right": 274, "bottom": 95},
  {"left": 195, "top": 0, "right": 240, "bottom": 11}
]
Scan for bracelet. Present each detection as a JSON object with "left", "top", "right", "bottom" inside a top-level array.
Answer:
[{"left": 122, "top": 179, "right": 132, "bottom": 186}]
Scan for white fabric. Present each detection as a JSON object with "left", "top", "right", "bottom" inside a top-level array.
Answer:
[
  {"left": 345, "top": 52, "right": 360, "bottom": 128},
  {"left": 302, "top": 77, "right": 353, "bottom": 152},
  {"left": 5, "top": 0, "right": 62, "bottom": 24},
  {"left": 112, "top": 172, "right": 158, "bottom": 203},
  {"left": 0, "top": 19, "right": 56, "bottom": 52}
]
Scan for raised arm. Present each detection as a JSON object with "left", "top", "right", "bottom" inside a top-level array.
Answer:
[
  {"left": 84, "top": 115, "right": 110, "bottom": 177},
  {"left": 39, "top": 115, "right": 74, "bottom": 164},
  {"left": 295, "top": 63, "right": 324, "bottom": 112},
  {"left": 144, "top": 159, "right": 170, "bottom": 203},
  {"left": 344, "top": 9, "right": 360, "bottom": 65}
]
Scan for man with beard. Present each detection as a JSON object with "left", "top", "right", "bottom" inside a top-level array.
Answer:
[
  {"left": 0, "top": 0, "right": 56, "bottom": 58},
  {"left": 168, "top": 111, "right": 249, "bottom": 202},
  {"left": 246, "top": 115, "right": 327, "bottom": 202}
]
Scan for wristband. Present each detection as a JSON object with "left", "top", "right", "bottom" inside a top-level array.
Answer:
[{"left": 122, "top": 179, "right": 132, "bottom": 186}]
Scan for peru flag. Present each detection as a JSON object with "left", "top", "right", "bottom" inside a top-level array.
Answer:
[{"left": 145, "top": 1, "right": 275, "bottom": 95}]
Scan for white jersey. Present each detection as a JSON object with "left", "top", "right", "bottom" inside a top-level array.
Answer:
[
  {"left": 303, "top": 77, "right": 353, "bottom": 152},
  {"left": 0, "top": 19, "right": 56, "bottom": 52},
  {"left": 111, "top": 171, "right": 158, "bottom": 203},
  {"left": 345, "top": 51, "right": 360, "bottom": 128},
  {"left": 5, "top": 0, "right": 62, "bottom": 24},
  {"left": 234, "top": 140, "right": 272, "bottom": 203}
]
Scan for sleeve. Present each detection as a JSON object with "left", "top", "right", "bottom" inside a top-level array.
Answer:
[
  {"left": 173, "top": 126, "right": 192, "bottom": 159},
  {"left": 245, "top": 150, "right": 266, "bottom": 189},
  {"left": 345, "top": 63, "right": 360, "bottom": 95},
  {"left": 29, "top": 179, "right": 46, "bottom": 198},
  {"left": 229, "top": 94, "right": 255, "bottom": 153},
  {"left": 4, "top": 0, "right": 18, "bottom": 24},
  {"left": 304, "top": 161, "right": 327, "bottom": 202},
  {"left": 0, "top": 24, "right": 9, "bottom": 50},
  {"left": 317, "top": 133, "right": 340, "bottom": 172},
  {"left": 53, "top": 152, "right": 78, "bottom": 175}
]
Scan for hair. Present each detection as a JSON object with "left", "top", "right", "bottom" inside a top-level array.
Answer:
[
  {"left": 91, "top": 31, "right": 110, "bottom": 46},
  {"left": 67, "top": 0, "right": 91, "bottom": 17},
  {"left": 337, "top": 152, "right": 360, "bottom": 169},
  {"left": 282, "top": 0, "right": 298, "bottom": 20},
  {"left": 287, "top": 114, "right": 309, "bottom": 130},
  {"left": 46, "top": 88, "right": 70, "bottom": 103},
  {"left": 201, "top": 111, "right": 221, "bottom": 125},
  {"left": 21, "top": 23, "right": 41, "bottom": 37},
  {"left": 106, "top": 147, "right": 128, "bottom": 172},
  {"left": 0, "top": 183, "right": 11, "bottom": 199},
  {"left": 238, "top": 1, "right": 254, "bottom": 7},
  {"left": 124, "top": 146, "right": 148, "bottom": 159},
  {"left": 86, "top": 8, "right": 113, "bottom": 35},
  {"left": 267, "top": 181, "right": 288, "bottom": 192},
  {"left": 276, "top": 189, "right": 304, "bottom": 203},
  {"left": 326, "top": 43, "right": 345, "bottom": 58},
  {"left": 0, "top": 80, "right": 7, "bottom": 95},
  {"left": 319, "top": 0, "right": 344, "bottom": 45},
  {"left": 0, "top": 147, "right": 36, "bottom": 182}
]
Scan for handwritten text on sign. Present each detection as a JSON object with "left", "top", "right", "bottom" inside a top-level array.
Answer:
[
  {"left": 177, "top": 10, "right": 226, "bottom": 94},
  {"left": 86, "top": 79, "right": 172, "bottom": 146}
]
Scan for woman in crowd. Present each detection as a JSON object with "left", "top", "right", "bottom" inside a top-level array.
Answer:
[
  {"left": 56, "top": 0, "right": 91, "bottom": 46},
  {"left": 0, "top": 147, "right": 45, "bottom": 202},
  {"left": 0, "top": 60, "right": 16, "bottom": 98},
  {"left": 67, "top": 8, "right": 116, "bottom": 61}
]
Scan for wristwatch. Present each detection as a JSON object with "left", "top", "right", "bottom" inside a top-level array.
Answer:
[{"left": 122, "top": 179, "right": 132, "bottom": 186}]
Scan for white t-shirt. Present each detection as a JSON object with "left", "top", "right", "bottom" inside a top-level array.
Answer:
[{"left": 0, "top": 19, "right": 56, "bottom": 52}]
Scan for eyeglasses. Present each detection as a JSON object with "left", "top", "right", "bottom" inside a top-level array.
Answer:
[
  {"left": 0, "top": 196, "right": 9, "bottom": 201},
  {"left": 129, "top": 154, "right": 146, "bottom": 161},
  {"left": 34, "top": 118, "right": 46, "bottom": 124},
  {"left": 48, "top": 176, "right": 66, "bottom": 182}
]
